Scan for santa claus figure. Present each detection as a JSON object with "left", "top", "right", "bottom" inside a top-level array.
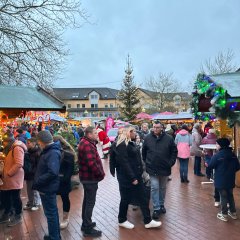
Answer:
[{"left": 96, "top": 127, "right": 111, "bottom": 159}]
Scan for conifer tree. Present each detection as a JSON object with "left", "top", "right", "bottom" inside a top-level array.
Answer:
[{"left": 118, "top": 55, "right": 141, "bottom": 120}]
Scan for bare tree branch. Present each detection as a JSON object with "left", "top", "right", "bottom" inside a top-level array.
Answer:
[
  {"left": 200, "top": 49, "right": 237, "bottom": 75},
  {"left": 145, "top": 72, "right": 180, "bottom": 111},
  {"left": 0, "top": 0, "right": 88, "bottom": 88}
]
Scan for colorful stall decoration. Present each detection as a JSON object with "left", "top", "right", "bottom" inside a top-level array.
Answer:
[{"left": 191, "top": 73, "right": 240, "bottom": 127}]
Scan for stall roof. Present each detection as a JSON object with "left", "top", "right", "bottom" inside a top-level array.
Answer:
[
  {"left": 0, "top": 85, "right": 66, "bottom": 112},
  {"left": 153, "top": 112, "right": 193, "bottom": 120},
  {"left": 210, "top": 72, "right": 240, "bottom": 97}
]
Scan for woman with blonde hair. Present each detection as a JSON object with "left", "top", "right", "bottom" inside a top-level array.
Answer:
[
  {"left": 53, "top": 135, "right": 76, "bottom": 229},
  {"left": 114, "top": 126, "right": 161, "bottom": 229}
]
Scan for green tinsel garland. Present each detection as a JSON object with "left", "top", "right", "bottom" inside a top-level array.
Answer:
[{"left": 191, "top": 74, "right": 240, "bottom": 127}]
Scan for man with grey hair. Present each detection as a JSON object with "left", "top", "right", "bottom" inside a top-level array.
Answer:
[
  {"left": 190, "top": 123, "right": 204, "bottom": 177},
  {"left": 33, "top": 130, "right": 61, "bottom": 240}
]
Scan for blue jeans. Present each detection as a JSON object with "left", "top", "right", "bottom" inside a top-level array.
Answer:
[
  {"left": 40, "top": 193, "right": 61, "bottom": 240},
  {"left": 150, "top": 175, "right": 168, "bottom": 210},
  {"left": 179, "top": 158, "right": 189, "bottom": 180},
  {"left": 194, "top": 156, "right": 202, "bottom": 175}
]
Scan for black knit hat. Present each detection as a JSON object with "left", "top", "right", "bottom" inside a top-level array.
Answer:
[{"left": 216, "top": 138, "right": 230, "bottom": 148}]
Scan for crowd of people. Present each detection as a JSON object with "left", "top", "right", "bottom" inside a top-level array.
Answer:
[{"left": 0, "top": 120, "right": 239, "bottom": 239}]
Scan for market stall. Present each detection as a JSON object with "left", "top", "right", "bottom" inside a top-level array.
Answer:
[
  {"left": 191, "top": 72, "right": 240, "bottom": 185},
  {"left": 0, "top": 85, "right": 66, "bottom": 126}
]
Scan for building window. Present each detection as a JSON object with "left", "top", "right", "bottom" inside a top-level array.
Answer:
[
  {"left": 105, "top": 104, "right": 108, "bottom": 108},
  {"left": 67, "top": 104, "right": 71, "bottom": 109},
  {"left": 91, "top": 104, "right": 98, "bottom": 108},
  {"left": 77, "top": 104, "right": 80, "bottom": 108},
  {"left": 110, "top": 103, "right": 114, "bottom": 108},
  {"left": 91, "top": 95, "right": 98, "bottom": 99},
  {"left": 82, "top": 104, "right": 85, "bottom": 108}
]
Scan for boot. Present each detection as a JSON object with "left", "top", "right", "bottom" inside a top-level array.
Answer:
[{"left": 60, "top": 212, "right": 69, "bottom": 229}]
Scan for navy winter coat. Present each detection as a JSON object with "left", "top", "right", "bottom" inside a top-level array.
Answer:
[
  {"left": 208, "top": 147, "right": 240, "bottom": 189},
  {"left": 142, "top": 132, "right": 178, "bottom": 176},
  {"left": 33, "top": 142, "right": 61, "bottom": 194}
]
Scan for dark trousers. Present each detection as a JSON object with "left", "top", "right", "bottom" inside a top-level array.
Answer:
[
  {"left": 82, "top": 183, "right": 98, "bottom": 229},
  {"left": 2, "top": 189, "right": 22, "bottom": 216},
  {"left": 218, "top": 188, "right": 236, "bottom": 215},
  {"left": 194, "top": 156, "right": 202, "bottom": 175},
  {"left": 214, "top": 188, "right": 220, "bottom": 202},
  {"left": 40, "top": 193, "right": 61, "bottom": 240},
  {"left": 205, "top": 155, "right": 213, "bottom": 179},
  {"left": 118, "top": 180, "right": 151, "bottom": 224},
  {"left": 179, "top": 158, "right": 189, "bottom": 180},
  {"left": 60, "top": 193, "right": 70, "bottom": 212}
]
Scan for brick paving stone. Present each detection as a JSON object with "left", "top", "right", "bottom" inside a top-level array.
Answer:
[{"left": 1, "top": 157, "right": 240, "bottom": 240}]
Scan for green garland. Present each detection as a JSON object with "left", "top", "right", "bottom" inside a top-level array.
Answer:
[{"left": 191, "top": 74, "right": 240, "bottom": 127}]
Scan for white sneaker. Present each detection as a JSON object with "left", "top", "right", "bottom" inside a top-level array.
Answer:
[
  {"left": 217, "top": 213, "right": 228, "bottom": 222},
  {"left": 228, "top": 210, "right": 238, "bottom": 220},
  {"left": 31, "top": 206, "right": 40, "bottom": 211},
  {"left": 119, "top": 221, "right": 134, "bottom": 229},
  {"left": 145, "top": 220, "right": 162, "bottom": 229},
  {"left": 214, "top": 202, "right": 220, "bottom": 207},
  {"left": 60, "top": 219, "right": 69, "bottom": 229}
]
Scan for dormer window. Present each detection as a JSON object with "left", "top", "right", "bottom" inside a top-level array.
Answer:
[
  {"left": 72, "top": 93, "right": 78, "bottom": 98},
  {"left": 90, "top": 94, "right": 98, "bottom": 99},
  {"left": 104, "top": 94, "right": 108, "bottom": 98}
]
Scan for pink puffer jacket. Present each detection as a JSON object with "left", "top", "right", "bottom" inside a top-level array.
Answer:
[{"left": 0, "top": 141, "right": 27, "bottom": 190}]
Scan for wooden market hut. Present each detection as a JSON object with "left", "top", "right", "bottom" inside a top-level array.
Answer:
[
  {"left": 0, "top": 85, "right": 66, "bottom": 120},
  {"left": 192, "top": 71, "right": 240, "bottom": 158}
]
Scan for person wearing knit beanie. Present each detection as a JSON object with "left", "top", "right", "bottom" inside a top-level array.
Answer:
[
  {"left": 208, "top": 137, "right": 240, "bottom": 222},
  {"left": 37, "top": 130, "right": 53, "bottom": 148},
  {"left": 33, "top": 130, "right": 61, "bottom": 239}
]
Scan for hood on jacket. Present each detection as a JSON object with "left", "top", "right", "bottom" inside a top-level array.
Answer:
[
  {"left": 42, "top": 141, "right": 61, "bottom": 153},
  {"left": 13, "top": 140, "right": 27, "bottom": 152},
  {"left": 178, "top": 129, "right": 189, "bottom": 136}
]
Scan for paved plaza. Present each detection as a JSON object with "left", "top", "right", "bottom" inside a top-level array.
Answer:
[{"left": 1, "top": 159, "right": 240, "bottom": 240}]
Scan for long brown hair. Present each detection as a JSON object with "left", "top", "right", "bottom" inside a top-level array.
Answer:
[{"left": 53, "top": 135, "right": 78, "bottom": 162}]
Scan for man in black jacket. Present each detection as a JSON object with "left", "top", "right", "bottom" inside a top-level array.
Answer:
[{"left": 142, "top": 121, "right": 177, "bottom": 220}]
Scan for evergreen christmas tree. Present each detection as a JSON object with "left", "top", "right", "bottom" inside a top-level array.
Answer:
[{"left": 118, "top": 55, "right": 141, "bottom": 120}]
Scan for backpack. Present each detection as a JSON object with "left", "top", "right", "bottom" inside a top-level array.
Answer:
[
  {"left": 23, "top": 152, "right": 34, "bottom": 175},
  {"left": 61, "top": 150, "right": 76, "bottom": 176}
]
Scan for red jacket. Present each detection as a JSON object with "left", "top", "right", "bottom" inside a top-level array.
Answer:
[{"left": 78, "top": 137, "right": 105, "bottom": 182}]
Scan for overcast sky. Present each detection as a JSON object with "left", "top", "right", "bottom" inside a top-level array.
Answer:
[{"left": 54, "top": 0, "right": 240, "bottom": 91}]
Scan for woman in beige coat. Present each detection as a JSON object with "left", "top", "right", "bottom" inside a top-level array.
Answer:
[{"left": 0, "top": 132, "right": 26, "bottom": 227}]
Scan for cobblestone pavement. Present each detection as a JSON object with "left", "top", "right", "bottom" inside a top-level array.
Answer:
[{"left": 1, "top": 158, "right": 240, "bottom": 240}]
